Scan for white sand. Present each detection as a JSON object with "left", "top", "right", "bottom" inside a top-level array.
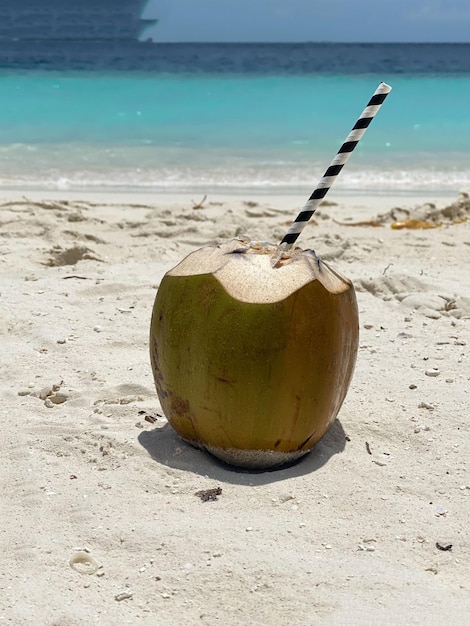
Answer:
[{"left": 1, "top": 190, "right": 469, "bottom": 625}]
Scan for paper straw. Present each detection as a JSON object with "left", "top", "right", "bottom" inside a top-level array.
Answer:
[{"left": 272, "top": 81, "right": 392, "bottom": 264}]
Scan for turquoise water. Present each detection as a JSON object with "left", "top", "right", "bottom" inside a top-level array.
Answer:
[{"left": 1, "top": 44, "right": 470, "bottom": 194}]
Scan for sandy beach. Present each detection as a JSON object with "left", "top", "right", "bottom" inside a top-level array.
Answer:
[{"left": 1, "top": 189, "right": 469, "bottom": 625}]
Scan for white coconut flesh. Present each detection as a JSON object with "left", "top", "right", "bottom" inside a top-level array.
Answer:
[{"left": 167, "top": 239, "right": 352, "bottom": 303}]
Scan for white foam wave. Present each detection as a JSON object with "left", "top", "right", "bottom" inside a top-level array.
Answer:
[{"left": 1, "top": 166, "right": 469, "bottom": 194}]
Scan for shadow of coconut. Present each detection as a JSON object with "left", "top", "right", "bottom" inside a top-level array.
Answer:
[{"left": 138, "top": 419, "right": 347, "bottom": 486}]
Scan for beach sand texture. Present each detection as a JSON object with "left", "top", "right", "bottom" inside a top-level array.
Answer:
[{"left": 1, "top": 191, "right": 469, "bottom": 625}]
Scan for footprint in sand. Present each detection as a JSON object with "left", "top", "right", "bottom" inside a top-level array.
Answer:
[
  {"left": 357, "top": 273, "right": 469, "bottom": 319},
  {"left": 358, "top": 273, "right": 427, "bottom": 299},
  {"left": 44, "top": 244, "right": 103, "bottom": 267},
  {"left": 92, "top": 383, "right": 155, "bottom": 412}
]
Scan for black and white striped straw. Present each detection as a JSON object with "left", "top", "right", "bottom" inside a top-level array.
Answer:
[{"left": 273, "top": 81, "right": 391, "bottom": 263}]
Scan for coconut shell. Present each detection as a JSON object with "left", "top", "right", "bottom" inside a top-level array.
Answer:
[{"left": 150, "top": 239, "right": 358, "bottom": 469}]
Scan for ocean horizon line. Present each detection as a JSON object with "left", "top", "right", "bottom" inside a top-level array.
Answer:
[
  {"left": 143, "top": 41, "right": 470, "bottom": 45},
  {"left": 2, "top": 39, "right": 470, "bottom": 45}
]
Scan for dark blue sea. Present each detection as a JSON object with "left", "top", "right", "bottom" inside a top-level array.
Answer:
[{"left": 1, "top": 42, "right": 470, "bottom": 194}]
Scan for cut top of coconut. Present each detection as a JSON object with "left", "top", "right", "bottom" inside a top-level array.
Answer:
[{"left": 166, "top": 239, "right": 353, "bottom": 304}]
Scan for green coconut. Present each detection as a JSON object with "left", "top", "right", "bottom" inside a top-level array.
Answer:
[{"left": 149, "top": 239, "right": 359, "bottom": 470}]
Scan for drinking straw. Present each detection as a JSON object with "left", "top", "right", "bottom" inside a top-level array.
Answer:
[{"left": 272, "top": 81, "right": 392, "bottom": 265}]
